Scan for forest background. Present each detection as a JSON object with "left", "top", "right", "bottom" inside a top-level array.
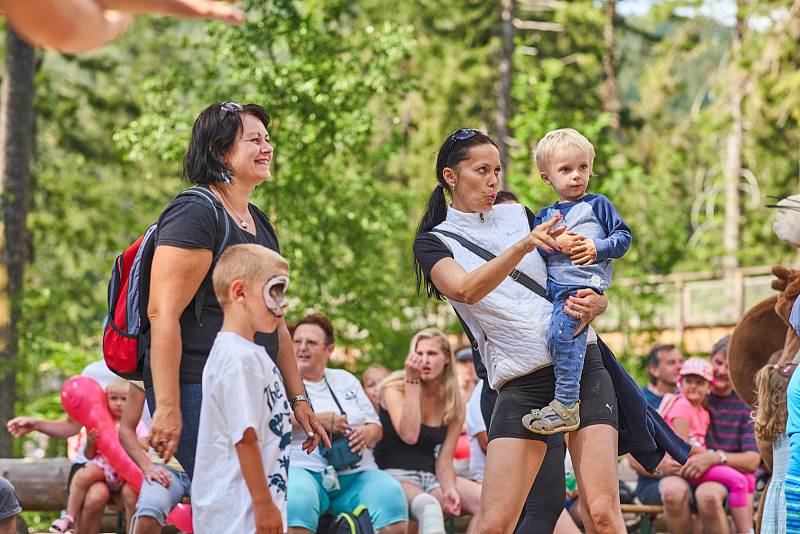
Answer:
[{"left": 0, "top": 0, "right": 799, "bottom": 467}]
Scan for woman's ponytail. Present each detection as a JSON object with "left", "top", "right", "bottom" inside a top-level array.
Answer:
[{"left": 414, "top": 184, "right": 449, "bottom": 299}]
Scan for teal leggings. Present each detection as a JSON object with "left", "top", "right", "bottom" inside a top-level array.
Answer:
[{"left": 287, "top": 467, "right": 408, "bottom": 530}]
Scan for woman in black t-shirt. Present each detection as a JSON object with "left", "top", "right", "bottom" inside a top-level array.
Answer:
[{"left": 145, "top": 102, "right": 326, "bottom": 477}]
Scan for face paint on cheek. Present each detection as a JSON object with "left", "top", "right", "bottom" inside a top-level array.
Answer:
[{"left": 263, "top": 275, "right": 290, "bottom": 317}]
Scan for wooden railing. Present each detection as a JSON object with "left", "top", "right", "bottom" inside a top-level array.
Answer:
[{"left": 597, "top": 265, "right": 778, "bottom": 353}]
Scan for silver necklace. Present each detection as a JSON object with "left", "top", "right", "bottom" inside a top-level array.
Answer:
[{"left": 214, "top": 186, "right": 250, "bottom": 229}]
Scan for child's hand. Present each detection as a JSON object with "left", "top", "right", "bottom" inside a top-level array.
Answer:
[
  {"left": 254, "top": 499, "right": 284, "bottom": 534},
  {"left": 569, "top": 238, "right": 597, "bottom": 265},
  {"left": 555, "top": 232, "right": 587, "bottom": 256},
  {"left": 6, "top": 416, "right": 39, "bottom": 437},
  {"left": 144, "top": 465, "right": 172, "bottom": 488}
]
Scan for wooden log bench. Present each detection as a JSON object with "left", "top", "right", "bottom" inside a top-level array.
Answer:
[
  {"left": 620, "top": 503, "right": 664, "bottom": 534},
  {"left": 0, "top": 457, "right": 129, "bottom": 533}
]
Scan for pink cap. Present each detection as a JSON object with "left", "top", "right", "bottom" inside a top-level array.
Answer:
[{"left": 679, "top": 357, "right": 713, "bottom": 382}]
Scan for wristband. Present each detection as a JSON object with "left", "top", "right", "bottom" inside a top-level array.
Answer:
[{"left": 289, "top": 394, "right": 313, "bottom": 410}]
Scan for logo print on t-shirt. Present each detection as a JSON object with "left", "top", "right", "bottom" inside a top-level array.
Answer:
[
  {"left": 269, "top": 472, "right": 287, "bottom": 494},
  {"left": 264, "top": 380, "right": 283, "bottom": 412}
]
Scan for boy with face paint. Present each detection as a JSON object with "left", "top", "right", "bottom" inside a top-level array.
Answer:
[{"left": 192, "top": 244, "right": 293, "bottom": 534}]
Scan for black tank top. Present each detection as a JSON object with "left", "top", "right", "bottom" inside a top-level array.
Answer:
[{"left": 374, "top": 406, "right": 448, "bottom": 473}]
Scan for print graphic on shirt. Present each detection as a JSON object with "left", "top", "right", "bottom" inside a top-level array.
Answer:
[
  {"left": 264, "top": 379, "right": 283, "bottom": 411},
  {"left": 343, "top": 389, "right": 357, "bottom": 401},
  {"left": 269, "top": 412, "right": 292, "bottom": 450},
  {"left": 269, "top": 472, "right": 288, "bottom": 494}
]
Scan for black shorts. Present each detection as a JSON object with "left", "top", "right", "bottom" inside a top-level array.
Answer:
[
  {"left": 488, "top": 343, "right": 618, "bottom": 442},
  {"left": 67, "top": 462, "right": 87, "bottom": 490}
]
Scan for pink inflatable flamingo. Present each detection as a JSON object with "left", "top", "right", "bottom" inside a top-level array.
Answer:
[{"left": 60, "top": 376, "right": 193, "bottom": 532}]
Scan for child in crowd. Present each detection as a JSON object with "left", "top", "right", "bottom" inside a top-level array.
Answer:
[
  {"left": 192, "top": 244, "right": 292, "bottom": 534},
  {"left": 119, "top": 380, "right": 190, "bottom": 534},
  {"left": 50, "top": 377, "right": 141, "bottom": 533},
  {"left": 753, "top": 361, "right": 794, "bottom": 534},
  {"left": 523, "top": 128, "right": 632, "bottom": 434},
  {"left": 660, "top": 358, "right": 754, "bottom": 534},
  {"left": 361, "top": 364, "right": 389, "bottom": 411}
]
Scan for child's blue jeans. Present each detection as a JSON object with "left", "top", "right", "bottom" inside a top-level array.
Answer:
[{"left": 547, "top": 282, "right": 591, "bottom": 406}]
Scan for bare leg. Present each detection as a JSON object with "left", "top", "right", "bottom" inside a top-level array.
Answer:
[
  {"left": 568, "top": 424, "right": 625, "bottom": 534},
  {"left": 695, "top": 482, "right": 731, "bottom": 534},
  {"left": 659, "top": 476, "right": 693, "bottom": 534},
  {"left": 431, "top": 477, "right": 481, "bottom": 534},
  {"left": 554, "top": 509, "right": 581, "bottom": 534},
  {"left": 119, "top": 484, "right": 138, "bottom": 530},
  {"left": 133, "top": 516, "right": 162, "bottom": 534},
  {"left": 377, "top": 521, "right": 406, "bottom": 534},
  {"left": 78, "top": 481, "right": 111, "bottom": 534},
  {"left": 0, "top": 516, "right": 15, "bottom": 534},
  {"left": 474, "top": 437, "right": 546, "bottom": 534},
  {"left": 66, "top": 465, "right": 105, "bottom": 523}
]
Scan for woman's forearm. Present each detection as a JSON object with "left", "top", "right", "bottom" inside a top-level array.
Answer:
[
  {"left": 396, "top": 384, "right": 423, "bottom": 444},
  {"left": 436, "top": 456, "right": 457, "bottom": 491},
  {"left": 276, "top": 322, "right": 304, "bottom": 398},
  {"left": 149, "top": 315, "right": 182, "bottom": 411},
  {"left": 451, "top": 242, "right": 531, "bottom": 304}
]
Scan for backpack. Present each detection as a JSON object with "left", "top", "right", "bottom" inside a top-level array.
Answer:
[
  {"left": 322, "top": 505, "right": 375, "bottom": 534},
  {"left": 102, "top": 186, "right": 231, "bottom": 380}
]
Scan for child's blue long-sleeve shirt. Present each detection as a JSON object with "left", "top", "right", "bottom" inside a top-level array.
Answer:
[{"left": 535, "top": 193, "right": 632, "bottom": 293}]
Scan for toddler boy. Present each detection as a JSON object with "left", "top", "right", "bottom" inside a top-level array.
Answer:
[{"left": 522, "top": 128, "right": 631, "bottom": 435}]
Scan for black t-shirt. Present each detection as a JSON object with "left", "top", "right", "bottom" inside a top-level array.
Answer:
[
  {"left": 146, "top": 191, "right": 281, "bottom": 383},
  {"left": 411, "top": 206, "right": 537, "bottom": 381}
]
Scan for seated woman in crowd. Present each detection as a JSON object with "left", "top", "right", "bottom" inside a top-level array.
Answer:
[
  {"left": 376, "top": 328, "right": 480, "bottom": 534},
  {"left": 287, "top": 313, "right": 407, "bottom": 534},
  {"left": 361, "top": 364, "right": 389, "bottom": 412}
]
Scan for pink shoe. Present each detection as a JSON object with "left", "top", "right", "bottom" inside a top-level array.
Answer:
[{"left": 49, "top": 515, "right": 75, "bottom": 533}]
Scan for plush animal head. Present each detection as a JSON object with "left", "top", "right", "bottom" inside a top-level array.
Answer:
[
  {"left": 773, "top": 195, "right": 800, "bottom": 248},
  {"left": 771, "top": 265, "right": 800, "bottom": 327}
]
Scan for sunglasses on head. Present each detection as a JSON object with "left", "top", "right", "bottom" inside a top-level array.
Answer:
[
  {"left": 446, "top": 128, "right": 480, "bottom": 158},
  {"left": 219, "top": 101, "right": 243, "bottom": 117}
]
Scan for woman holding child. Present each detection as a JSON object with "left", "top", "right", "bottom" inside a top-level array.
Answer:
[
  {"left": 412, "top": 128, "right": 687, "bottom": 533},
  {"left": 145, "top": 102, "right": 326, "bottom": 477}
]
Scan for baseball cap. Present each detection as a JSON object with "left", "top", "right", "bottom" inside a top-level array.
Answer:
[{"left": 679, "top": 357, "right": 713, "bottom": 382}]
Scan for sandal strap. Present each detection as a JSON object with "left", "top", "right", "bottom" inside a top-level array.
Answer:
[{"left": 548, "top": 400, "right": 574, "bottom": 420}]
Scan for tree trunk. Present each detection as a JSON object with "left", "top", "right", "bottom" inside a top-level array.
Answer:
[
  {"left": 723, "top": 4, "right": 745, "bottom": 273},
  {"left": 0, "top": 29, "right": 36, "bottom": 457},
  {"left": 602, "top": 0, "right": 621, "bottom": 131},
  {"left": 496, "top": 0, "right": 514, "bottom": 179}
]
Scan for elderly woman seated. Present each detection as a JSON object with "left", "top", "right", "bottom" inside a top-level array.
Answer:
[{"left": 287, "top": 313, "right": 408, "bottom": 534}]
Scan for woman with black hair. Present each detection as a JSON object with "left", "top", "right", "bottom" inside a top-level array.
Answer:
[
  {"left": 145, "top": 102, "right": 326, "bottom": 478},
  {"left": 412, "top": 129, "right": 626, "bottom": 533}
]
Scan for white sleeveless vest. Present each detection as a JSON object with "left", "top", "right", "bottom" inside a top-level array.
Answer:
[{"left": 432, "top": 203, "right": 553, "bottom": 389}]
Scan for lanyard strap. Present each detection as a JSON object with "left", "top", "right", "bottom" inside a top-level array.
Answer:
[
  {"left": 322, "top": 373, "right": 347, "bottom": 416},
  {"left": 432, "top": 230, "right": 552, "bottom": 302}
]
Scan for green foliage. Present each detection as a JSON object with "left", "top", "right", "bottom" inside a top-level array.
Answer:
[{"left": 7, "top": 0, "right": 800, "bottom": 445}]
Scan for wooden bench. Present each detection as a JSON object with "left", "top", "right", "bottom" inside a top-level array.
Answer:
[
  {"left": 0, "top": 457, "right": 128, "bottom": 533},
  {"left": 620, "top": 503, "right": 664, "bottom": 534}
]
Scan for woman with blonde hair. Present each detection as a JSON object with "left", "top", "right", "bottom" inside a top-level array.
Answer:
[{"left": 376, "top": 328, "right": 480, "bottom": 534}]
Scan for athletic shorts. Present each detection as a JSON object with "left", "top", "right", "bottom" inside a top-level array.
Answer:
[{"left": 488, "top": 343, "right": 618, "bottom": 442}]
